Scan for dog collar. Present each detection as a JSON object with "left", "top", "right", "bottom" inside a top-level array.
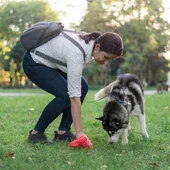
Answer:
[{"left": 117, "top": 99, "right": 130, "bottom": 107}]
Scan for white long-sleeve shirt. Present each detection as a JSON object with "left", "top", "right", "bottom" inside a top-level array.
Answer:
[{"left": 30, "top": 31, "right": 94, "bottom": 97}]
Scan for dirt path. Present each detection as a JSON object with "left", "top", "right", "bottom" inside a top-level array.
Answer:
[
  {"left": 0, "top": 90, "right": 157, "bottom": 96},
  {"left": 0, "top": 92, "right": 47, "bottom": 96}
]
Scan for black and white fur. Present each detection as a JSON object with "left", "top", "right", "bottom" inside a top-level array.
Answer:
[{"left": 95, "top": 73, "right": 149, "bottom": 144}]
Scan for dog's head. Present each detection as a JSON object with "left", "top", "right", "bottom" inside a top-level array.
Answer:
[{"left": 96, "top": 101, "right": 129, "bottom": 136}]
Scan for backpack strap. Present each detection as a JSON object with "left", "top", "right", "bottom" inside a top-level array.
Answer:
[
  {"left": 30, "top": 49, "right": 67, "bottom": 67},
  {"left": 62, "top": 31, "right": 86, "bottom": 61}
]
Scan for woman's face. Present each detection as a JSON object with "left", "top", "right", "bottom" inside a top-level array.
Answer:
[{"left": 92, "top": 44, "right": 118, "bottom": 64}]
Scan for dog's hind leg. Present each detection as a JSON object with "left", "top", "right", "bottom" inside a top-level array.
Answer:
[
  {"left": 138, "top": 114, "right": 149, "bottom": 139},
  {"left": 122, "top": 129, "right": 128, "bottom": 144}
]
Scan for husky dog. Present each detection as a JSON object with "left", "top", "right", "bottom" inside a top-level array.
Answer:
[{"left": 95, "top": 73, "right": 149, "bottom": 144}]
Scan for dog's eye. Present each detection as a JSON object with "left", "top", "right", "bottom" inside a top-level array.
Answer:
[
  {"left": 115, "top": 122, "right": 120, "bottom": 126},
  {"left": 109, "top": 121, "right": 120, "bottom": 127},
  {"left": 113, "top": 119, "right": 121, "bottom": 126},
  {"left": 109, "top": 121, "right": 115, "bottom": 126}
]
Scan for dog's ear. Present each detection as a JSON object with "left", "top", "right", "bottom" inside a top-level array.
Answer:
[{"left": 95, "top": 116, "right": 104, "bottom": 121}]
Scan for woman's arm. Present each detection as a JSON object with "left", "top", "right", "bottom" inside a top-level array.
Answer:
[
  {"left": 66, "top": 53, "right": 85, "bottom": 139},
  {"left": 70, "top": 97, "right": 84, "bottom": 138}
]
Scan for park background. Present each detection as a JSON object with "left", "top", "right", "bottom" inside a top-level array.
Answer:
[
  {"left": 0, "top": 0, "right": 170, "bottom": 89},
  {"left": 0, "top": 1, "right": 170, "bottom": 170}
]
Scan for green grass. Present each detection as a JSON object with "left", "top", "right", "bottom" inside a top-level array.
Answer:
[
  {"left": 0, "top": 89, "right": 170, "bottom": 170},
  {"left": 0, "top": 88, "right": 46, "bottom": 93}
]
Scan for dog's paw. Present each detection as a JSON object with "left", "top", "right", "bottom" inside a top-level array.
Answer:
[
  {"left": 121, "top": 137, "right": 128, "bottom": 144},
  {"left": 142, "top": 133, "right": 149, "bottom": 139},
  {"left": 121, "top": 140, "right": 128, "bottom": 145}
]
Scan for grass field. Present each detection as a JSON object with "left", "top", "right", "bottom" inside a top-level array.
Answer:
[{"left": 0, "top": 89, "right": 170, "bottom": 170}]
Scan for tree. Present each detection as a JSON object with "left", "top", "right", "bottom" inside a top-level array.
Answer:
[
  {"left": 0, "top": 0, "right": 59, "bottom": 42},
  {"left": 146, "top": 54, "right": 169, "bottom": 85},
  {"left": 80, "top": 0, "right": 110, "bottom": 32},
  {"left": 80, "top": 0, "right": 121, "bottom": 85},
  {"left": 118, "top": 0, "right": 170, "bottom": 83},
  {"left": 0, "top": 0, "right": 60, "bottom": 86},
  {"left": 80, "top": 0, "right": 170, "bottom": 85}
]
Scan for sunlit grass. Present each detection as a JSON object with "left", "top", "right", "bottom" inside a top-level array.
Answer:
[
  {"left": 0, "top": 88, "right": 46, "bottom": 93},
  {"left": 0, "top": 90, "right": 170, "bottom": 170}
]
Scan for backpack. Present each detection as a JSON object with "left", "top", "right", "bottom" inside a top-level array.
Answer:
[{"left": 20, "top": 21, "right": 86, "bottom": 61}]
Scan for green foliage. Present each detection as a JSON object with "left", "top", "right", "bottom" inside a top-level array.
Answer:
[
  {"left": 80, "top": 0, "right": 111, "bottom": 32},
  {"left": 0, "top": 0, "right": 169, "bottom": 87},
  {"left": 0, "top": 0, "right": 60, "bottom": 86},
  {"left": 0, "top": 0, "right": 59, "bottom": 41},
  {"left": 0, "top": 0, "right": 59, "bottom": 53},
  {"left": 79, "top": 0, "right": 170, "bottom": 85},
  {"left": 0, "top": 90, "right": 170, "bottom": 169}
]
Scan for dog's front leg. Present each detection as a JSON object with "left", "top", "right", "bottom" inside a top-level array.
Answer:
[
  {"left": 122, "top": 129, "right": 128, "bottom": 144},
  {"left": 128, "top": 120, "right": 131, "bottom": 131},
  {"left": 138, "top": 114, "right": 149, "bottom": 139}
]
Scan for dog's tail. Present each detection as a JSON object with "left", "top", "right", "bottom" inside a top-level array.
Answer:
[{"left": 95, "top": 81, "right": 116, "bottom": 100}]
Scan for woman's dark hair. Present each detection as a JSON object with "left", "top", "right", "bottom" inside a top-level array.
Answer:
[{"left": 79, "top": 32, "right": 123, "bottom": 56}]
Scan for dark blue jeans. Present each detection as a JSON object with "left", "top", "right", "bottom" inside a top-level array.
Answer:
[{"left": 23, "top": 52, "right": 88, "bottom": 132}]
